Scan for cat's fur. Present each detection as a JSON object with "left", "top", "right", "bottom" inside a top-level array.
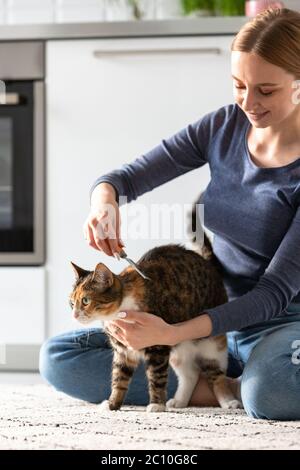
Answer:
[{"left": 70, "top": 207, "right": 241, "bottom": 412}]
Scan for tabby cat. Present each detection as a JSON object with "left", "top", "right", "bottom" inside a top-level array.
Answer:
[{"left": 70, "top": 210, "right": 241, "bottom": 413}]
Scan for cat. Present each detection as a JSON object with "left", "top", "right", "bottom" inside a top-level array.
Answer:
[{"left": 69, "top": 207, "right": 241, "bottom": 413}]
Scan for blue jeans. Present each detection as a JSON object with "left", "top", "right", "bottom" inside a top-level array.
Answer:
[{"left": 39, "top": 305, "right": 300, "bottom": 421}]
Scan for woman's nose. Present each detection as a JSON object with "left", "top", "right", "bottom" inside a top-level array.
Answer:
[{"left": 243, "top": 90, "right": 260, "bottom": 112}]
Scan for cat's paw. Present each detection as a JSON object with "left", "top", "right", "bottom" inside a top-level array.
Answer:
[
  {"left": 222, "top": 399, "right": 243, "bottom": 410},
  {"left": 98, "top": 399, "right": 122, "bottom": 412},
  {"left": 146, "top": 403, "right": 166, "bottom": 413},
  {"left": 98, "top": 400, "right": 112, "bottom": 412},
  {"left": 166, "top": 398, "right": 188, "bottom": 409}
]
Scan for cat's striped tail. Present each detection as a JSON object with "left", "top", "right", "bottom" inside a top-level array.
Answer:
[{"left": 189, "top": 193, "right": 223, "bottom": 274}]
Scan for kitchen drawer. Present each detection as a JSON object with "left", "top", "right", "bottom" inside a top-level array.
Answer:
[{"left": 0, "top": 267, "right": 45, "bottom": 344}]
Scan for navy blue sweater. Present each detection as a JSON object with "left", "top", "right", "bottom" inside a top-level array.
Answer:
[{"left": 90, "top": 103, "right": 300, "bottom": 335}]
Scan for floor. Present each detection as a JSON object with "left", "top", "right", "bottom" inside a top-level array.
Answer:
[
  {"left": 0, "top": 372, "right": 43, "bottom": 385},
  {"left": 0, "top": 373, "right": 300, "bottom": 450}
]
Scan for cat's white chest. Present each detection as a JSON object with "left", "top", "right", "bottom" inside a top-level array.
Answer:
[
  {"left": 118, "top": 295, "right": 139, "bottom": 312},
  {"left": 103, "top": 295, "right": 139, "bottom": 323}
]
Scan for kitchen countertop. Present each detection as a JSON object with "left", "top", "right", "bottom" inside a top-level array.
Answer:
[{"left": 0, "top": 16, "right": 250, "bottom": 41}]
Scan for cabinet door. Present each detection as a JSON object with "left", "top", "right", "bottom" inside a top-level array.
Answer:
[
  {"left": 46, "top": 36, "right": 234, "bottom": 335},
  {"left": 0, "top": 267, "right": 45, "bottom": 344}
]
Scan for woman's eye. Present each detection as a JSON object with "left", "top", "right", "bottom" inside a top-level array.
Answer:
[
  {"left": 234, "top": 86, "right": 273, "bottom": 96},
  {"left": 234, "top": 86, "right": 248, "bottom": 93},
  {"left": 82, "top": 297, "right": 90, "bottom": 306}
]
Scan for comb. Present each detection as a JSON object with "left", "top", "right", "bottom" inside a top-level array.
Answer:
[{"left": 115, "top": 249, "right": 151, "bottom": 281}]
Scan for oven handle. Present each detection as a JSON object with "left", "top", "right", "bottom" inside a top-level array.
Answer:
[
  {"left": 93, "top": 47, "right": 222, "bottom": 57},
  {"left": 0, "top": 93, "right": 21, "bottom": 105}
]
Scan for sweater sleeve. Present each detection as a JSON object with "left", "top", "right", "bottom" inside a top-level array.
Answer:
[
  {"left": 206, "top": 204, "right": 300, "bottom": 335},
  {"left": 89, "top": 115, "right": 211, "bottom": 206}
]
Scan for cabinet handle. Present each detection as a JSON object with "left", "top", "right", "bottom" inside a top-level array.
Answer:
[
  {"left": 93, "top": 47, "right": 222, "bottom": 58},
  {"left": 0, "top": 93, "right": 21, "bottom": 105}
]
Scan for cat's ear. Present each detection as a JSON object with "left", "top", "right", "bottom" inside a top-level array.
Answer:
[
  {"left": 92, "top": 263, "right": 114, "bottom": 289},
  {"left": 70, "top": 262, "right": 91, "bottom": 280}
]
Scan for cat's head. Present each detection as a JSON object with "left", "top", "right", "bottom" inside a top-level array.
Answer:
[{"left": 69, "top": 261, "right": 122, "bottom": 324}]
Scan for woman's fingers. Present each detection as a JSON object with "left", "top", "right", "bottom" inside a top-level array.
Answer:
[
  {"left": 116, "top": 310, "right": 150, "bottom": 325},
  {"left": 83, "top": 215, "right": 112, "bottom": 256},
  {"left": 83, "top": 202, "right": 124, "bottom": 256},
  {"left": 115, "top": 219, "right": 125, "bottom": 251},
  {"left": 102, "top": 211, "right": 123, "bottom": 256},
  {"left": 85, "top": 223, "right": 109, "bottom": 255},
  {"left": 110, "top": 321, "right": 129, "bottom": 333},
  {"left": 86, "top": 223, "right": 99, "bottom": 250},
  {"left": 93, "top": 223, "right": 114, "bottom": 256},
  {"left": 107, "top": 323, "right": 128, "bottom": 345}
]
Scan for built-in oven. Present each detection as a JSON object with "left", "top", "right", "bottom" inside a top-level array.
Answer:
[{"left": 0, "top": 42, "right": 45, "bottom": 265}]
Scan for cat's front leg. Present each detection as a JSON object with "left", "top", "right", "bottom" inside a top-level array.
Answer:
[
  {"left": 144, "top": 346, "right": 170, "bottom": 413},
  {"left": 100, "top": 349, "right": 138, "bottom": 412}
]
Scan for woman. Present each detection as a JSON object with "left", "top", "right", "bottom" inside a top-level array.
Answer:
[{"left": 40, "top": 8, "right": 300, "bottom": 420}]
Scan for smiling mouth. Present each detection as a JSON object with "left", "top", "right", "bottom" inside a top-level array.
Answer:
[{"left": 249, "top": 111, "right": 269, "bottom": 119}]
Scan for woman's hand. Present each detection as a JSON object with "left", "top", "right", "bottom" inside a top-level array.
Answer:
[
  {"left": 83, "top": 183, "right": 124, "bottom": 256},
  {"left": 106, "top": 310, "right": 176, "bottom": 350},
  {"left": 107, "top": 311, "right": 213, "bottom": 349}
]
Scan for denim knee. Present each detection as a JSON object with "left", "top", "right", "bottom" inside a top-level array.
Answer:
[
  {"left": 241, "top": 365, "right": 278, "bottom": 420},
  {"left": 241, "top": 328, "right": 300, "bottom": 421},
  {"left": 39, "top": 336, "right": 64, "bottom": 390},
  {"left": 39, "top": 329, "right": 113, "bottom": 403}
]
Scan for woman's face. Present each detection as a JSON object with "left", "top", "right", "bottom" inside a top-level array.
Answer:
[{"left": 231, "top": 51, "right": 299, "bottom": 128}]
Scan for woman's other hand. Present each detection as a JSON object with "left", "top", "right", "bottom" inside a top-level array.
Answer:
[{"left": 106, "top": 310, "right": 176, "bottom": 350}]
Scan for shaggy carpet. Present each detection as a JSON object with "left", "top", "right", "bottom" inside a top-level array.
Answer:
[{"left": 0, "top": 384, "right": 300, "bottom": 450}]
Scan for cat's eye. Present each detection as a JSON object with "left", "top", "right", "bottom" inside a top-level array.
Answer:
[
  {"left": 69, "top": 299, "right": 74, "bottom": 308},
  {"left": 82, "top": 297, "right": 91, "bottom": 306}
]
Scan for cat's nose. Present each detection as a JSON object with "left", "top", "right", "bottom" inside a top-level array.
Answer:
[{"left": 72, "top": 310, "right": 80, "bottom": 319}]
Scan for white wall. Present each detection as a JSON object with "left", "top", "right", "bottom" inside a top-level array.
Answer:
[{"left": 46, "top": 36, "right": 235, "bottom": 337}]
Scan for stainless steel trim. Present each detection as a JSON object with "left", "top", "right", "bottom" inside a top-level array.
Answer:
[
  {"left": 0, "top": 81, "right": 45, "bottom": 265},
  {"left": 0, "top": 42, "right": 44, "bottom": 80},
  {"left": 0, "top": 42, "right": 45, "bottom": 261},
  {"left": 93, "top": 47, "right": 222, "bottom": 57},
  {"left": 0, "top": 92, "right": 20, "bottom": 105},
  {"left": 33, "top": 81, "right": 45, "bottom": 265}
]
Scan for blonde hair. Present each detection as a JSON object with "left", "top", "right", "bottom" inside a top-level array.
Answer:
[{"left": 231, "top": 8, "right": 300, "bottom": 79}]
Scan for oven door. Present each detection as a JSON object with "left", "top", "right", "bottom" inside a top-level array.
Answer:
[{"left": 0, "top": 80, "right": 45, "bottom": 265}]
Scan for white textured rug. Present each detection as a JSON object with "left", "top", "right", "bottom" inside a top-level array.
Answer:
[{"left": 0, "top": 384, "right": 300, "bottom": 450}]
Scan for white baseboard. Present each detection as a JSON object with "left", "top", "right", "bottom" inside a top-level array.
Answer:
[{"left": 0, "top": 344, "right": 41, "bottom": 371}]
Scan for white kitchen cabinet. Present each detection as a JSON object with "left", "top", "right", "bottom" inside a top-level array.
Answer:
[
  {"left": 46, "top": 36, "right": 235, "bottom": 336},
  {"left": 0, "top": 267, "right": 45, "bottom": 344}
]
